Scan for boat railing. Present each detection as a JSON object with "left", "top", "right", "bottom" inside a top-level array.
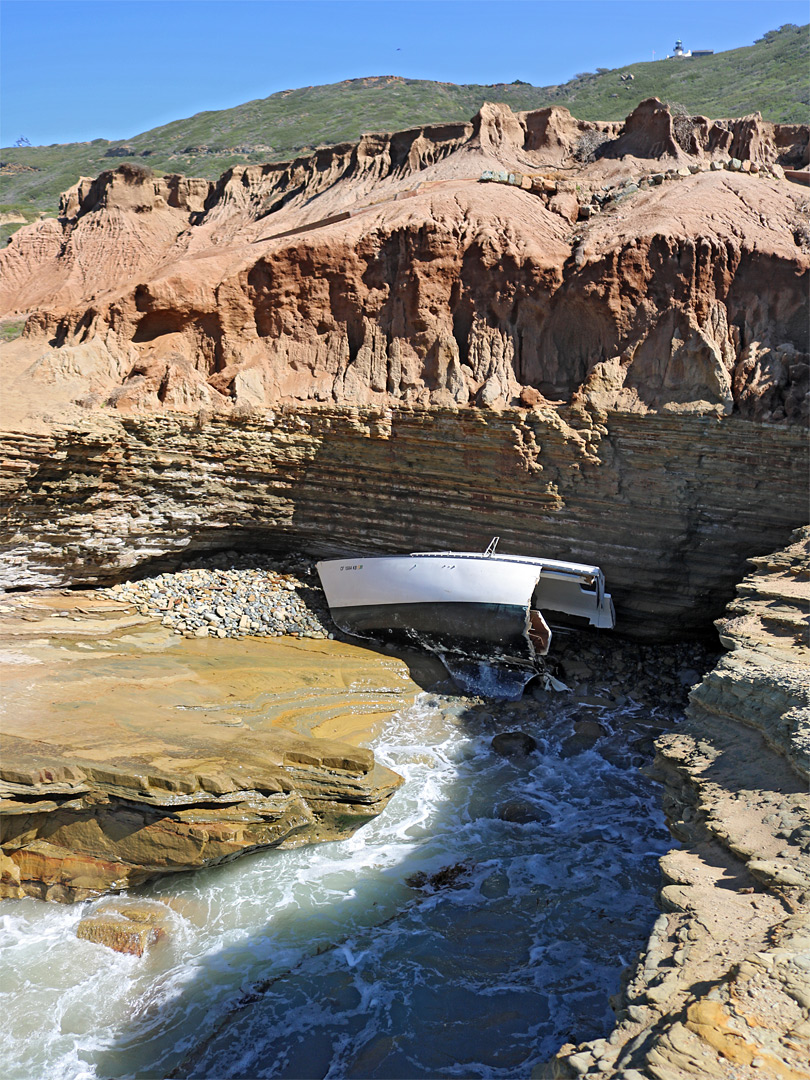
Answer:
[{"left": 406, "top": 551, "right": 604, "bottom": 588}]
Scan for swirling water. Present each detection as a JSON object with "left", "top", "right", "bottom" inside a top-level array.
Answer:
[{"left": 2, "top": 692, "right": 673, "bottom": 1079}]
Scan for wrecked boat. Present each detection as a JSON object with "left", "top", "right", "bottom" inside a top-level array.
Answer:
[{"left": 316, "top": 538, "right": 615, "bottom": 692}]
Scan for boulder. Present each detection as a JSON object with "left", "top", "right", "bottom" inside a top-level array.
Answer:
[
  {"left": 491, "top": 731, "right": 538, "bottom": 757},
  {"left": 560, "top": 719, "right": 607, "bottom": 757},
  {"left": 77, "top": 899, "right": 170, "bottom": 956},
  {"left": 519, "top": 385, "right": 547, "bottom": 409},
  {"left": 548, "top": 190, "right": 580, "bottom": 223},
  {"left": 497, "top": 800, "right": 550, "bottom": 824}
]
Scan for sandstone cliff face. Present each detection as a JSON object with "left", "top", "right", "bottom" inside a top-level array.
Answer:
[
  {"left": 0, "top": 103, "right": 807, "bottom": 624},
  {"left": 1, "top": 407, "right": 806, "bottom": 641},
  {"left": 2, "top": 101, "right": 807, "bottom": 427},
  {"left": 1, "top": 96, "right": 808, "bottom": 1068},
  {"left": 1, "top": 99, "right": 806, "bottom": 812}
]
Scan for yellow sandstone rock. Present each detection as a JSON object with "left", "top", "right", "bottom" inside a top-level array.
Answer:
[
  {"left": 0, "top": 596, "right": 419, "bottom": 902},
  {"left": 77, "top": 899, "right": 170, "bottom": 956}
]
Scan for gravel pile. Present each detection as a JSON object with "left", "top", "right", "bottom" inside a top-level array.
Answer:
[{"left": 105, "top": 552, "right": 333, "bottom": 640}]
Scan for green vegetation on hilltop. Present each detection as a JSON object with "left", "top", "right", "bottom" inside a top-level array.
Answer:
[{"left": 1, "top": 24, "right": 807, "bottom": 225}]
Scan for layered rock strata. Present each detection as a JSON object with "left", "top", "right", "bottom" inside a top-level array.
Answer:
[
  {"left": 1, "top": 102, "right": 806, "bottom": 648},
  {"left": 0, "top": 89, "right": 808, "bottom": 1035},
  {"left": 545, "top": 527, "right": 810, "bottom": 1079},
  {"left": 0, "top": 725, "right": 401, "bottom": 903},
  {"left": 1, "top": 406, "right": 806, "bottom": 640}
]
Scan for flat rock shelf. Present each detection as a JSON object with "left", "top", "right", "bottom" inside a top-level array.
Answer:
[{"left": 0, "top": 588, "right": 429, "bottom": 902}]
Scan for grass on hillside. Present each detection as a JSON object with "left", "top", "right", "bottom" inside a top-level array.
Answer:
[
  {"left": 0, "top": 319, "right": 26, "bottom": 342},
  {"left": 0, "top": 203, "right": 52, "bottom": 246},
  {"left": 1, "top": 23, "right": 806, "bottom": 228}
]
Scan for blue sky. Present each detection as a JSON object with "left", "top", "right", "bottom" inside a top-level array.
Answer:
[{"left": 1, "top": 0, "right": 807, "bottom": 146}]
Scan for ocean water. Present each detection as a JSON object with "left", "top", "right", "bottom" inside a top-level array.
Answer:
[{"left": 1, "top": 691, "right": 674, "bottom": 1080}]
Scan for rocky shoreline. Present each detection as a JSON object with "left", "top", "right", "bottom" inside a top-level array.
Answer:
[
  {"left": 544, "top": 527, "right": 810, "bottom": 1080},
  {"left": 1, "top": 536, "right": 807, "bottom": 1075},
  {"left": 0, "top": 547, "right": 721, "bottom": 907},
  {"left": 1, "top": 88, "right": 808, "bottom": 1075}
]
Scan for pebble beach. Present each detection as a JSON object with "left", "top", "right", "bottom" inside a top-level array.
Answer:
[{"left": 105, "top": 552, "right": 332, "bottom": 640}]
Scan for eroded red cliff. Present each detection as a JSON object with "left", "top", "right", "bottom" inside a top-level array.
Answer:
[{"left": 2, "top": 100, "right": 807, "bottom": 427}]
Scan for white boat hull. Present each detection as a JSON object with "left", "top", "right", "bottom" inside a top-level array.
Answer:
[{"left": 316, "top": 549, "right": 615, "bottom": 667}]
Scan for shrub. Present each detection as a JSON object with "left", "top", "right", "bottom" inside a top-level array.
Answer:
[
  {"left": 667, "top": 102, "right": 694, "bottom": 152},
  {"left": 116, "top": 162, "right": 154, "bottom": 184},
  {"left": 575, "top": 128, "right": 611, "bottom": 162}
]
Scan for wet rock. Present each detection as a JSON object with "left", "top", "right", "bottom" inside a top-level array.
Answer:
[
  {"left": 497, "top": 800, "right": 550, "bottom": 824},
  {"left": 561, "top": 659, "right": 593, "bottom": 681},
  {"left": 575, "top": 719, "right": 607, "bottom": 739},
  {"left": 406, "top": 863, "right": 471, "bottom": 891},
  {"left": 573, "top": 694, "right": 613, "bottom": 708},
  {"left": 491, "top": 731, "right": 537, "bottom": 757},
  {"left": 1, "top": 719, "right": 402, "bottom": 902},
  {"left": 677, "top": 667, "right": 701, "bottom": 686},
  {"left": 560, "top": 718, "right": 607, "bottom": 757},
  {"left": 548, "top": 527, "right": 810, "bottom": 1080},
  {"left": 77, "top": 899, "right": 169, "bottom": 956}
]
